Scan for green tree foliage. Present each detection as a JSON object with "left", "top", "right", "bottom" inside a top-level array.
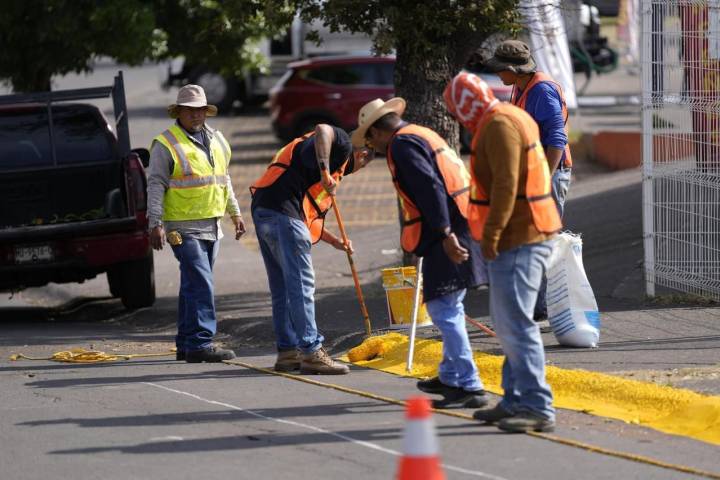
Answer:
[
  {"left": 292, "top": 0, "right": 519, "bottom": 150},
  {"left": 0, "top": 0, "right": 295, "bottom": 92}
]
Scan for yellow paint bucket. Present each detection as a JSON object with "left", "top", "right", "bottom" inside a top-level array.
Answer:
[{"left": 381, "top": 267, "right": 432, "bottom": 328}]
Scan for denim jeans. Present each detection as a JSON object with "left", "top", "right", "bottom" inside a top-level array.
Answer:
[
  {"left": 253, "top": 207, "right": 323, "bottom": 354},
  {"left": 425, "top": 289, "right": 484, "bottom": 392},
  {"left": 488, "top": 241, "right": 555, "bottom": 420},
  {"left": 170, "top": 236, "right": 220, "bottom": 352},
  {"left": 535, "top": 167, "right": 572, "bottom": 317}
]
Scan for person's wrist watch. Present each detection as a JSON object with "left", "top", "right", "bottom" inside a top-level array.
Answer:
[
  {"left": 150, "top": 220, "right": 163, "bottom": 230},
  {"left": 441, "top": 228, "right": 452, "bottom": 239}
]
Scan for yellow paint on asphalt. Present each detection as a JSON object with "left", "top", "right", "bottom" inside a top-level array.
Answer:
[{"left": 342, "top": 333, "right": 720, "bottom": 446}]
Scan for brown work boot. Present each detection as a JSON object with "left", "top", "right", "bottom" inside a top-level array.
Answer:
[
  {"left": 300, "top": 348, "right": 350, "bottom": 375},
  {"left": 274, "top": 349, "right": 302, "bottom": 372}
]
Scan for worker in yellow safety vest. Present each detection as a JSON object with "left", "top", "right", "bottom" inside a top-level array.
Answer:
[
  {"left": 147, "top": 84, "right": 245, "bottom": 363},
  {"left": 250, "top": 124, "right": 373, "bottom": 375},
  {"left": 445, "top": 71, "right": 561, "bottom": 433}
]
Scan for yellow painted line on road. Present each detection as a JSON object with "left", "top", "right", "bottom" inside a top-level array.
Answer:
[
  {"left": 224, "top": 357, "right": 720, "bottom": 480},
  {"left": 342, "top": 333, "right": 720, "bottom": 447}
]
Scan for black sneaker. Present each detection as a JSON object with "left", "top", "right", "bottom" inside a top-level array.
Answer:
[
  {"left": 417, "top": 376, "right": 445, "bottom": 394},
  {"left": 498, "top": 411, "right": 555, "bottom": 433},
  {"left": 176, "top": 350, "right": 185, "bottom": 361},
  {"left": 473, "top": 404, "right": 514, "bottom": 424},
  {"left": 431, "top": 387, "right": 489, "bottom": 409},
  {"left": 186, "top": 346, "right": 236, "bottom": 363}
]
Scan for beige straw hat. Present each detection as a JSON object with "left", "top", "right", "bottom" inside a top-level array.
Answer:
[
  {"left": 167, "top": 84, "right": 218, "bottom": 118},
  {"left": 350, "top": 97, "right": 406, "bottom": 147}
]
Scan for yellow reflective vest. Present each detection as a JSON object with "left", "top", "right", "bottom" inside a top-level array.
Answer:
[{"left": 153, "top": 124, "right": 231, "bottom": 221}]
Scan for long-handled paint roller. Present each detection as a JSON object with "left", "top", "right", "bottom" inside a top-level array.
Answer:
[
  {"left": 331, "top": 196, "right": 372, "bottom": 336},
  {"left": 406, "top": 257, "right": 423, "bottom": 373}
]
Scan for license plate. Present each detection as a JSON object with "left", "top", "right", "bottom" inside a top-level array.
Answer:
[{"left": 14, "top": 244, "right": 54, "bottom": 264}]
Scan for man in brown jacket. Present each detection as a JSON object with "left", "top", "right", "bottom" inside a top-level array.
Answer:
[{"left": 444, "top": 71, "right": 562, "bottom": 432}]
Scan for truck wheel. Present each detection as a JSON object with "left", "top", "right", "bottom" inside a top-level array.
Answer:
[
  {"left": 119, "top": 254, "right": 156, "bottom": 310},
  {"left": 191, "top": 69, "right": 237, "bottom": 114}
]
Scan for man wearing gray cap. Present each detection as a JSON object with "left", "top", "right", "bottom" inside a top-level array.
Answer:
[
  {"left": 147, "top": 84, "right": 245, "bottom": 363},
  {"left": 487, "top": 39, "right": 573, "bottom": 323}
]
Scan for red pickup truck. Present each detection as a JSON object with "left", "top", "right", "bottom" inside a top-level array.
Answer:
[{"left": 0, "top": 73, "right": 155, "bottom": 309}]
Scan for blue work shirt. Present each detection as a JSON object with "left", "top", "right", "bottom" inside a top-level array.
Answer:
[
  {"left": 516, "top": 81, "right": 569, "bottom": 168},
  {"left": 389, "top": 130, "right": 487, "bottom": 301}
]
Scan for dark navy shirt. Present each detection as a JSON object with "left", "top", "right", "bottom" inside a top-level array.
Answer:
[
  {"left": 251, "top": 127, "right": 354, "bottom": 220},
  {"left": 516, "top": 80, "right": 569, "bottom": 167},
  {"left": 389, "top": 130, "right": 487, "bottom": 300}
]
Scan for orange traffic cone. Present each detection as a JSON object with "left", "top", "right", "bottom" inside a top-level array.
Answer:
[{"left": 396, "top": 396, "right": 445, "bottom": 480}]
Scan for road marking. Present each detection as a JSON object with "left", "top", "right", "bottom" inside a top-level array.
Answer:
[
  {"left": 144, "top": 381, "right": 508, "bottom": 480},
  {"left": 223, "top": 359, "right": 720, "bottom": 480}
]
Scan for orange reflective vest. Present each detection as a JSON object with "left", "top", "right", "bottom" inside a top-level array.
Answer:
[
  {"left": 512, "top": 72, "right": 573, "bottom": 168},
  {"left": 386, "top": 124, "right": 471, "bottom": 253},
  {"left": 468, "top": 103, "right": 561, "bottom": 241},
  {"left": 250, "top": 132, "right": 347, "bottom": 243}
]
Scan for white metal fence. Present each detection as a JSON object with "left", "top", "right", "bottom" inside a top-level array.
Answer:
[{"left": 641, "top": 0, "right": 720, "bottom": 300}]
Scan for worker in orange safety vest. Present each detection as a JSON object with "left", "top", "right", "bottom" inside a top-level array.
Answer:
[
  {"left": 352, "top": 98, "right": 489, "bottom": 410},
  {"left": 444, "top": 71, "right": 560, "bottom": 433},
  {"left": 250, "top": 124, "right": 372, "bottom": 375},
  {"left": 485, "top": 39, "right": 573, "bottom": 323}
]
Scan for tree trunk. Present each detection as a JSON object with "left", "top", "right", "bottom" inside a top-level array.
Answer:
[{"left": 394, "top": 43, "right": 460, "bottom": 152}]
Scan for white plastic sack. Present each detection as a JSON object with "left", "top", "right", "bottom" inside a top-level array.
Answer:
[{"left": 545, "top": 232, "right": 600, "bottom": 348}]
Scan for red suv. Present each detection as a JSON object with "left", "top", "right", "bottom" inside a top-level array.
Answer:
[
  {"left": 270, "top": 55, "right": 395, "bottom": 142},
  {"left": 269, "top": 54, "right": 511, "bottom": 146}
]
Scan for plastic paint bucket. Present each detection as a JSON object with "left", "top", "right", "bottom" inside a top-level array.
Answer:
[{"left": 381, "top": 267, "right": 432, "bottom": 328}]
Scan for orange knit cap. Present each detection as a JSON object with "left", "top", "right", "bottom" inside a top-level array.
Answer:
[{"left": 443, "top": 71, "right": 498, "bottom": 132}]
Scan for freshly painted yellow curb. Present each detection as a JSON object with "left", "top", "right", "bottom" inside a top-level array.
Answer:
[{"left": 341, "top": 333, "right": 720, "bottom": 446}]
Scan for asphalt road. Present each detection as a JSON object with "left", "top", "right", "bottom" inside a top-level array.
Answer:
[{"left": 2, "top": 63, "right": 719, "bottom": 480}]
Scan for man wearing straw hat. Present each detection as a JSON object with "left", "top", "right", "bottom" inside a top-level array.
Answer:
[
  {"left": 147, "top": 84, "right": 245, "bottom": 363},
  {"left": 352, "top": 98, "right": 489, "bottom": 409},
  {"left": 250, "top": 124, "right": 373, "bottom": 375}
]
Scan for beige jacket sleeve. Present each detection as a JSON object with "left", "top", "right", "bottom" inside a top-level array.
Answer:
[{"left": 481, "top": 117, "right": 522, "bottom": 252}]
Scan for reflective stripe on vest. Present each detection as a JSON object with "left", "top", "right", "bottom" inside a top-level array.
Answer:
[
  {"left": 512, "top": 72, "right": 573, "bottom": 168},
  {"left": 154, "top": 124, "right": 231, "bottom": 221},
  {"left": 386, "top": 124, "right": 472, "bottom": 253},
  {"left": 249, "top": 131, "right": 346, "bottom": 244},
  {"left": 468, "top": 103, "right": 562, "bottom": 241}
]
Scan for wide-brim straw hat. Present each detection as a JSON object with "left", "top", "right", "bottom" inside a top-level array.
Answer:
[
  {"left": 167, "top": 84, "right": 218, "bottom": 119},
  {"left": 486, "top": 39, "right": 537, "bottom": 75},
  {"left": 351, "top": 97, "right": 406, "bottom": 147}
]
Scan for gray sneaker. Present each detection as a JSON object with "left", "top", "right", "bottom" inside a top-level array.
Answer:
[
  {"left": 498, "top": 411, "right": 555, "bottom": 433},
  {"left": 300, "top": 348, "right": 350, "bottom": 375}
]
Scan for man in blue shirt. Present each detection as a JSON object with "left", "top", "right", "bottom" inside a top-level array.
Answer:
[{"left": 487, "top": 40, "right": 573, "bottom": 322}]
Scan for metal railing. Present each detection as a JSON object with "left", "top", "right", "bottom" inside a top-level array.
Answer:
[{"left": 641, "top": 0, "right": 720, "bottom": 300}]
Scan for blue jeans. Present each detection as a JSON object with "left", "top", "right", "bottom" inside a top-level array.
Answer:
[
  {"left": 488, "top": 241, "right": 555, "bottom": 420},
  {"left": 535, "top": 167, "right": 571, "bottom": 317},
  {"left": 425, "top": 289, "right": 484, "bottom": 392},
  {"left": 253, "top": 207, "right": 323, "bottom": 354},
  {"left": 170, "top": 237, "right": 219, "bottom": 352}
]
